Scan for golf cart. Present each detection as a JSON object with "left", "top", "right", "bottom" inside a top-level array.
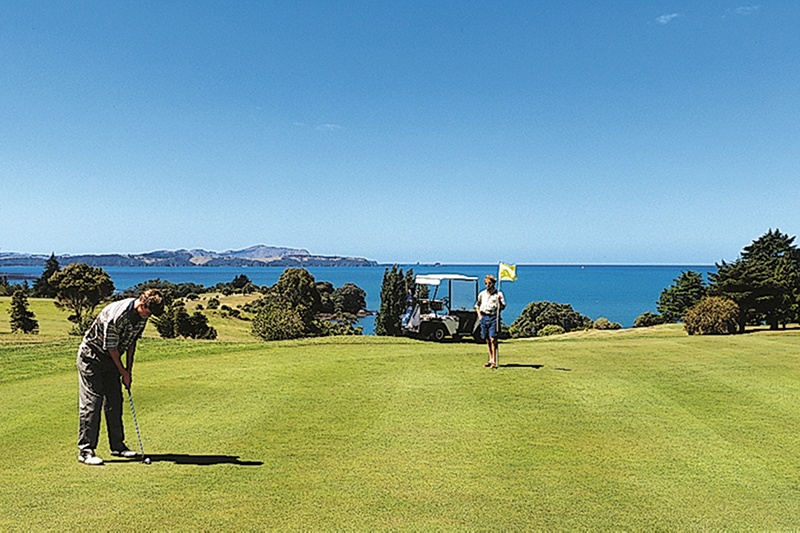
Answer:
[{"left": 402, "top": 274, "right": 481, "bottom": 342}]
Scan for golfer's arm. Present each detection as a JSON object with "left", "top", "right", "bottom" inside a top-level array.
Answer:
[
  {"left": 126, "top": 341, "right": 136, "bottom": 372},
  {"left": 107, "top": 348, "right": 127, "bottom": 376}
]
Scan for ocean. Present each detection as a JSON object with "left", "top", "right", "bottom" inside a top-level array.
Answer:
[{"left": 3, "top": 264, "right": 715, "bottom": 333}]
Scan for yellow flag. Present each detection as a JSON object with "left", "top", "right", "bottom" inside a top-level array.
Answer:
[{"left": 499, "top": 262, "right": 517, "bottom": 282}]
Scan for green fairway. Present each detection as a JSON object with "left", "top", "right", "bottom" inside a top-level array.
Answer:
[{"left": 1, "top": 326, "right": 799, "bottom": 530}]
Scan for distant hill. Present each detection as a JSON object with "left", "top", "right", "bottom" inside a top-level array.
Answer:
[{"left": 0, "top": 245, "right": 377, "bottom": 268}]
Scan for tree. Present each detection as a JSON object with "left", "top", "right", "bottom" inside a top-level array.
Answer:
[
  {"left": 657, "top": 270, "right": 707, "bottom": 323},
  {"left": 123, "top": 279, "right": 206, "bottom": 301},
  {"left": 250, "top": 268, "right": 322, "bottom": 340},
  {"left": 709, "top": 229, "right": 800, "bottom": 331},
  {"left": 375, "top": 265, "right": 414, "bottom": 336},
  {"left": 0, "top": 276, "right": 11, "bottom": 297},
  {"left": 8, "top": 289, "right": 38, "bottom": 334},
  {"left": 153, "top": 302, "right": 178, "bottom": 338},
  {"left": 180, "top": 311, "right": 217, "bottom": 339},
  {"left": 271, "top": 268, "right": 321, "bottom": 331},
  {"left": 333, "top": 283, "right": 367, "bottom": 315},
  {"left": 316, "top": 281, "right": 336, "bottom": 314},
  {"left": 49, "top": 263, "right": 114, "bottom": 334},
  {"left": 32, "top": 253, "right": 60, "bottom": 298},
  {"left": 509, "top": 301, "right": 592, "bottom": 338},
  {"left": 1, "top": 277, "right": 29, "bottom": 297},
  {"left": 231, "top": 274, "right": 251, "bottom": 290},
  {"left": 153, "top": 300, "right": 217, "bottom": 339}
]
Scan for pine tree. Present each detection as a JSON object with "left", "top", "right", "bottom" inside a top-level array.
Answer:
[
  {"left": 709, "top": 229, "right": 800, "bottom": 331},
  {"left": 375, "top": 265, "right": 414, "bottom": 336},
  {"left": 9, "top": 289, "right": 39, "bottom": 334},
  {"left": 657, "top": 270, "right": 707, "bottom": 323},
  {"left": 33, "top": 253, "right": 60, "bottom": 298}
]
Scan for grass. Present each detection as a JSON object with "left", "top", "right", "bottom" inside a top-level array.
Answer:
[
  {"left": 0, "top": 294, "right": 258, "bottom": 342},
  {"left": 0, "top": 301, "right": 799, "bottom": 529}
]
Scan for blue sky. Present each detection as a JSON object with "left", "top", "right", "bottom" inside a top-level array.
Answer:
[{"left": 2, "top": 1, "right": 798, "bottom": 264}]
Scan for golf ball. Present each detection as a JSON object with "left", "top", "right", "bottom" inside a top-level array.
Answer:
[{"left": 143, "top": 457, "right": 151, "bottom": 465}]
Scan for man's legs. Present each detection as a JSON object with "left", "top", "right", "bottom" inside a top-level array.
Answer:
[
  {"left": 77, "top": 354, "right": 104, "bottom": 456},
  {"left": 481, "top": 315, "right": 498, "bottom": 367},
  {"left": 103, "top": 366, "right": 126, "bottom": 452}
]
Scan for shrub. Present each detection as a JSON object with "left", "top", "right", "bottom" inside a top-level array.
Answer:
[
  {"left": 206, "top": 297, "right": 220, "bottom": 310},
  {"left": 317, "top": 313, "right": 363, "bottom": 336},
  {"left": 593, "top": 317, "right": 621, "bottom": 330},
  {"left": 634, "top": 312, "right": 665, "bottom": 328},
  {"left": 683, "top": 296, "right": 739, "bottom": 335},
  {"left": 252, "top": 298, "right": 306, "bottom": 341},
  {"left": 509, "top": 301, "right": 592, "bottom": 338},
  {"left": 537, "top": 324, "right": 565, "bottom": 337}
]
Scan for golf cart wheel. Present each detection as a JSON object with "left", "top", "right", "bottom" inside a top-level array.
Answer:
[{"left": 432, "top": 325, "right": 447, "bottom": 341}]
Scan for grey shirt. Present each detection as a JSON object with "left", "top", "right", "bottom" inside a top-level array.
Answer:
[{"left": 80, "top": 298, "right": 147, "bottom": 357}]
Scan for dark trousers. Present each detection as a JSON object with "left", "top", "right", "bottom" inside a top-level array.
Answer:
[{"left": 77, "top": 346, "right": 125, "bottom": 453}]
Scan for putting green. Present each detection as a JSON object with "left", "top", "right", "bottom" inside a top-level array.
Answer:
[{"left": 1, "top": 328, "right": 799, "bottom": 530}]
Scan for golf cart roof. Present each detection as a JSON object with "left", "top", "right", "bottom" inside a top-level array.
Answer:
[{"left": 415, "top": 274, "right": 478, "bottom": 286}]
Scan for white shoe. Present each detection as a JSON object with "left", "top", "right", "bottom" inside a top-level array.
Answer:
[
  {"left": 111, "top": 448, "right": 138, "bottom": 458},
  {"left": 78, "top": 450, "right": 104, "bottom": 466}
]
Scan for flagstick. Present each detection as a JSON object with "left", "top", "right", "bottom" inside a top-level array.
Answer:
[{"left": 496, "top": 262, "right": 501, "bottom": 369}]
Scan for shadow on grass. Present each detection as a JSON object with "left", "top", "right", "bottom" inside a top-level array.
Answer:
[
  {"left": 142, "top": 454, "right": 263, "bottom": 466},
  {"left": 499, "top": 363, "right": 573, "bottom": 371}
]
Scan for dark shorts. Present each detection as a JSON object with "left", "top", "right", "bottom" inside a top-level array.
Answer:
[{"left": 480, "top": 314, "right": 498, "bottom": 339}]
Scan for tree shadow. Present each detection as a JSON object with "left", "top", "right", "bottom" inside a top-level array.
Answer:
[{"left": 145, "top": 454, "right": 263, "bottom": 466}]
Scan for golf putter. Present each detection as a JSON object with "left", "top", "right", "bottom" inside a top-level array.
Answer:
[{"left": 127, "top": 389, "right": 150, "bottom": 464}]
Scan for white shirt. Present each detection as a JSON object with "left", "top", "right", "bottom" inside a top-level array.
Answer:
[{"left": 476, "top": 289, "right": 505, "bottom": 316}]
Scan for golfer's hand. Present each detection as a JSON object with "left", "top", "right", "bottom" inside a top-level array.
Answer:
[{"left": 121, "top": 369, "right": 132, "bottom": 390}]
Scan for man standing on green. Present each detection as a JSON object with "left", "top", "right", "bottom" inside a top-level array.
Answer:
[
  {"left": 76, "top": 289, "right": 164, "bottom": 465},
  {"left": 476, "top": 275, "right": 505, "bottom": 369}
]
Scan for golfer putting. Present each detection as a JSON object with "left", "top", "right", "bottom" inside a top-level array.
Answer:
[
  {"left": 76, "top": 289, "right": 164, "bottom": 465},
  {"left": 476, "top": 274, "right": 505, "bottom": 369}
]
